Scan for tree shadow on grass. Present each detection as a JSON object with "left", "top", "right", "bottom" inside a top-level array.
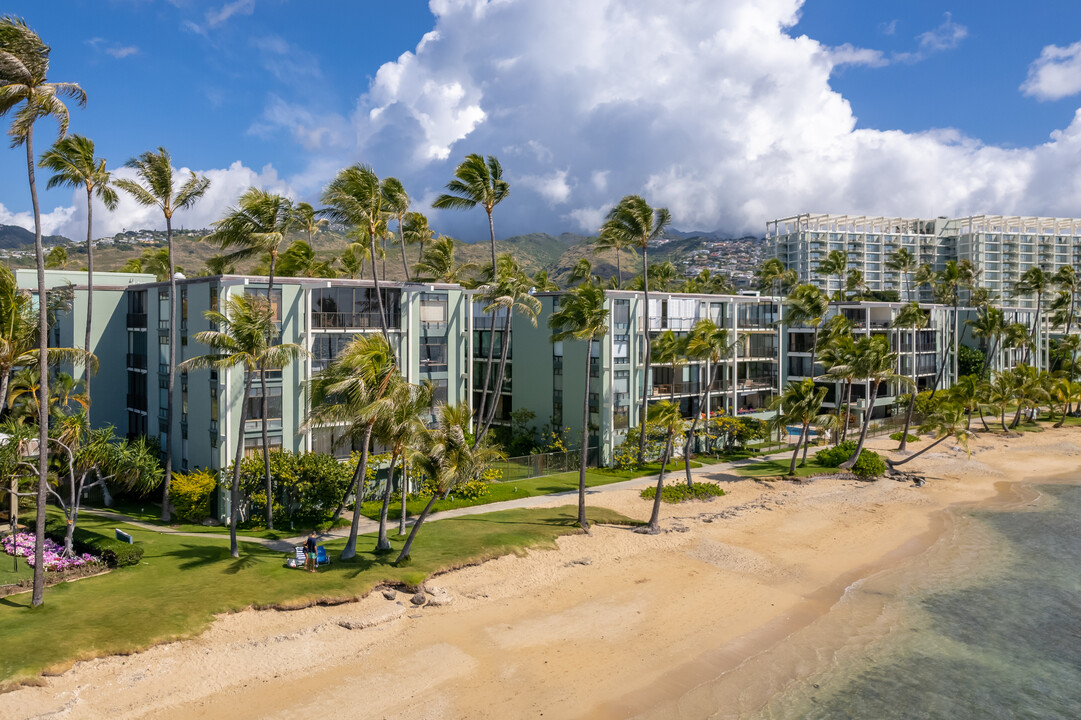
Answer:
[
  {"left": 222, "top": 554, "right": 260, "bottom": 575},
  {"left": 0, "top": 594, "right": 29, "bottom": 609},
  {"left": 166, "top": 544, "right": 232, "bottom": 570}
]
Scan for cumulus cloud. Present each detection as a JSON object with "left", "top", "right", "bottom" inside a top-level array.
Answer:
[
  {"left": 31, "top": 161, "right": 294, "bottom": 241},
  {"left": 1021, "top": 40, "right": 1081, "bottom": 101},
  {"left": 328, "top": 0, "right": 1074, "bottom": 239}
]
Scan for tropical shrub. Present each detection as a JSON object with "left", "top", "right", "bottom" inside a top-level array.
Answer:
[
  {"left": 233, "top": 450, "right": 357, "bottom": 525},
  {"left": 640, "top": 482, "right": 725, "bottom": 503},
  {"left": 816, "top": 441, "right": 858, "bottom": 468},
  {"left": 851, "top": 449, "right": 887, "bottom": 478},
  {"left": 889, "top": 431, "right": 920, "bottom": 443},
  {"left": 44, "top": 517, "right": 144, "bottom": 567},
  {"left": 613, "top": 423, "right": 668, "bottom": 469},
  {"left": 815, "top": 441, "right": 886, "bottom": 478},
  {"left": 170, "top": 468, "right": 218, "bottom": 523}
]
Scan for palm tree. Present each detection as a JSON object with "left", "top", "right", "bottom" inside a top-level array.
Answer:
[
  {"left": 817, "top": 250, "right": 848, "bottom": 303},
  {"left": 475, "top": 256, "right": 541, "bottom": 443},
  {"left": 38, "top": 134, "right": 118, "bottom": 425},
  {"left": 886, "top": 247, "right": 917, "bottom": 302},
  {"left": 985, "top": 370, "right": 1015, "bottom": 433},
  {"left": 44, "top": 245, "right": 67, "bottom": 268},
  {"left": 549, "top": 280, "right": 609, "bottom": 529},
  {"left": 276, "top": 239, "right": 334, "bottom": 278},
  {"left": 683, "top": 319, "right": 733, "bottom": 486},
  {"left": 0, "top": 15, "right": 86, "bottom": 607},
  {"left": 651, "top": 330, "right": 683, "bottom": 402},
  {"left": 769, "top": 379, "right": 828, "bottom": 475},
  {"left": 178, "top": 295, "right": 306, "bottom": 557},
  {"left": 531, "top": 269, "right": 560, "bottom": 292},
  {"left": 1014, "top": 266, "right": 1049, "bottom": 367},
  {"left": 601, "top": 195, "right": 671, "bottom": 466},
  {"left": 817, "top": 317, "right": 856, "bottom": 442},
  {"left": 568, "top": 257, "right": 596, "bottom": 287},
  {"left": 374, "top": 380, "right": 432, "bottom": 538},
  {"left": 1050, "top": 377, "right": 1081, "bottom": 428},
  {"left": 594, "top": 227, "right": 632, "bottom": 287},
  {"left": 203, "top": 187, "right": 294, "bottom": 529},
  {"left": 116, "top": 148, "right": 210, "bottom": 521},
  {"left": 755, "top": 258, "right": 788, "bottom": 297},
  {"left": 893, "top": 302, "right": 929, "bottom": 451},
  {"left": 306, "top": 334, "right": 397, "bottom": 560},
  {"left": 292, "top": 201, "right": 327, "bottom": 245},
  {"left": 433, "top": 153, "right": 509, "bottom": 276},
  {"left": 413, "top": 235, "right": 474, "bottom": 283},
  {"left": 644, "top": 400, "right": 683, "bottom": 534},
  {"left": 839, "top": 335, "right": 905, "bottom": 470},
  {"left": 322, "top": 164, "right": 392, "bottom": 342},
  {"left": 402, "top": 211, "right": 433, "bottom": 268},
  {"left": 380, "top": 177, "right": 412, "bottom": 281},
  {"left": 887, "top": 403, "right": 969, "bottom": 467},
  {"left": 395, "top": 402, "right": 502, "bottom": 563},
  {"left": 844, "top": 268, "right": 868, "bottom": 301},
  {"left": 338, "top": 242, "right": 369, "bottom": 280},
  {"left": 968, "top": 306, "right": 1005, "bottom": 379},
  {"left": 785, "top": 284, "right": 829, "bottom": 373},
  {"left": 949, "top": 374, "right": 988, "bottom": 431}
]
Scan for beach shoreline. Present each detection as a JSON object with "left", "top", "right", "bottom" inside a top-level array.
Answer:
[{"left": 3, "top": 428, "right": 1080, "bottom": 720}]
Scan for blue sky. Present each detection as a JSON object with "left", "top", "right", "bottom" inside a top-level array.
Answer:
[{"left": 2, "top": 0, "right": 1081, "bottom": 241}]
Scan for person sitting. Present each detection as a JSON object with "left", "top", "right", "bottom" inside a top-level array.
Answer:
[{"left": 304, "top": 531, "right": 318, "bottom": 573}]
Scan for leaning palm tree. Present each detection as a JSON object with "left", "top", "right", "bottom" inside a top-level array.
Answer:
[
  {"left": 892, "top": 302, "right": 929, "bottom": 451},
  {"left": 887, "top": 403, "right": 969, "bottom": 467},
  {"left": 885, "top": 247, "right": 917, "bottom": 302},
  {"left": 402, "top": 211, "right": 433, "bottom": 269},
  {"left": 1051, "top": 377, "right": 1081, "bottom": 428},
  {"left": 839, "top": 335, "right": 906, "bottom": 470},
  {"left": 413, "top": 235, "right": 475, "bottom": 283},
  {"left": 306, "top": 333, "right": 397, "bottom": 560},
  {"left": 39, "top": 134, "right": 119, "bottom": 424},
  {"left": 593, "top": 227, "right": 632, "bottom": 287},
  {"left": 769, "top": 378, "right": 829, "bottom": 475},
  {"left": 0, "top": 15, "right": 86, "bottom": 607},
  {"left": 432, "top": 153, "right": 509, "bottom": 275},
  {"left": 116, "top": 148, "right": 210, "bottom": 521},
  {"left": 275, "top": 239, "right": 334, "bottom": 278},
  {"left": 549, "top": 280, "right": 609, "bottom": 529},
  {"left": 203, "top": 187, "right": 293, "bottom": 529},
  {"left": 292, "top": 201, "right": 328, "bottom": 245},
  {"left": 601, "top": 195, "right": 671, "bottom": 465},
  {"left": 644, "top": 400, "right": 684, "bottom": 534},
  {"left": 949, "top": 373, "right": 989, "bottom": 431},
  {"left": 372, "top": 377, "right": 431, "bottom": 550},
  {"left": 380, "top": 177, "right": 412, "bottom": 280},
  {"left": 395, "top": 402, "right": 503, "bottom": 564},
  {"left": 755, "top": 258, "right": 787, "bottom": 297},
  {"left": 322, "top": 164, "right": 392, "bottom": 342},
  {"left": 968, "top": 305, "right": 1005, "bottom": 379},
  {"left": 178, "top": 295, "right": 306, "bottom": 557},
  {"left": 683, "top": 319, "right": 735, "bottom": 486}
]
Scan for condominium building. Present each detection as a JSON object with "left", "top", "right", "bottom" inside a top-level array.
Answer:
[{"left": 768, "top": 213, "right": 1081, "bottom": 310}]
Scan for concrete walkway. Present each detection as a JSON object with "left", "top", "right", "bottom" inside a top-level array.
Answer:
[{"left": 83, "top": 447, "right": 808, "bottom": 552}]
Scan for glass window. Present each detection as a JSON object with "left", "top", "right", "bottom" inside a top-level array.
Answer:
[
  {"left": 420, "top": 340, "right": 448, "bottom": 372},
  {"left": 420, "top": 293, "right": 448, "bottom": 325},
  {"left": 244, "top": 434, "right": 282, "bottom": 457},
  {"left": 245, "top": 288, "right": 283, "bottom": 322}
]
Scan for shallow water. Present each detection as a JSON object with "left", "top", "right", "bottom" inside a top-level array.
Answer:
[{"left": 744, "top": 480, "right": 1081, "bottom": 720}]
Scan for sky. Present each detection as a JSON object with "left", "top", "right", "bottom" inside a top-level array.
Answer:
[{"left": 2, "top": 0, "right": 1081, "bottom": 243}]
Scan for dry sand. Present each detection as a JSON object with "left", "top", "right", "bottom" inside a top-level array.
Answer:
[{"left": 4, "top": 428, "right": 1080, "bottom": 720}]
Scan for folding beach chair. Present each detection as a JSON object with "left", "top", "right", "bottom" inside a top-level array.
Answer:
[
  {"left": 316, "top": 546, "right": 331, "bottom": 566},
  {"left": 293, "top": 546, "right": 306, "bottom": 568}
]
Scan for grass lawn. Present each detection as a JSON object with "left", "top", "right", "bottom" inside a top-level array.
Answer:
[
  {"left": 593, "top": 459, "right": 701, "bottom": 479},
  {"left": 356, "top": 470, "right": 628, "bottom": 522},
  {"left": 0, "top": 504, "right": 637, "bottom": 686},
  {"left": 731, "top": 451, "right": 835, "bottom": 479}
]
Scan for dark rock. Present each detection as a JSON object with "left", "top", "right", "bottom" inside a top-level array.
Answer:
[
  {"left": 411, "top": 592, "right": 427, "bottom": 606},
  {"left": 382, "top": 589, "right": 397, "bottom": 601}
]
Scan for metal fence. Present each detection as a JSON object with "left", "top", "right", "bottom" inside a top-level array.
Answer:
[{"left": 490, "top": 447, "right": 599, "bottom": 483}]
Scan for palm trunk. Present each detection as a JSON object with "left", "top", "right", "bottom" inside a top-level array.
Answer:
[
  {"left": 398, "top": 461, "right": 408, "bottom": 536},
  {"left": 1055, "top": 403, "right": 1068, "bottom": 428},
  {"left": 638, "top": 246, "right": 652, "bottom": 466},
  {"left": 163, "top": 214, "right": 177, "bottom": 522},
  {"left": 899, "top": 326, "right": 918, "bottom": 451},
  {"left": 615, "top": 250, "right": 622, "bottom": 288},
  {"left": 229, "top": 378, "right": 253, "bottom": 558},
  {"left": 395, "top": 489, "right": 439, "bottom": 564},
  {"left": 398, "top": 218, "right": 410, "bottom": 281},
  {"left": 1010, "top": 404, "right": 1024, "bottom": 429},
  {"left": 260, "top": 255, "right": 277, "bottom": 530},
  {"left": 800, "top": 422, "right": 813, "bottom": 466},
  {"left": 29, "top": 128, "right": 49, "bottom": 608},
  {"left": 887, "top": 434, "right": 950, "bottom": 467},
  {"left": 376, "top": 452, "right": 398, "bottom": 551},
  {"left": 789, "top": 424, "right": 805, "bottom": 475},
  {"left": 381, "top": 236, "right": 387, "bottom": 281},
  {"left": 577, "top": 339, "right": 592, "bottom": 529},
  {"left": 369, "top": 230, "right": 390, "bottom": 344},
  {"left": 474, "top": 314, "right": 497, "bottom": 437},
  {"left": 841, "top": 380, "right": 880, "bottom": 469},
  {"left": 840, "top": 379, "right": 853, "bottom": 442},
  {"left": 84, "top": 187, "right": 94, "bottom": 426},
  {"left": 978, "top": 406, "right": 990, "bottom": 432},
  {"left": 685, "top": 359, "right": 720, "bottom": 487},
  {"left": 486, "top": 208, "right": 497, "bottom": 282},
  {"left": 647, "top": 430, "right": 673, "bottom": 533},
  {"left": 1000, "top": 408, "right": 1008, "bottom": 433},
  {"left": 331, "top": 457, "right": 364, "bottom": 523},
  {"left": 341, "top": 422, "right": 374, "bottom": 560},
  {"left": 477, "top": 309, "right": 512, "bottom": 443},
  {"left": 1023, "top": 293, "right": 1040, "bottom": 367}
]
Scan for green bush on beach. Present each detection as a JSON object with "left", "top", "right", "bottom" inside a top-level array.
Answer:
[{"left": 640, "top": 482, "right": 725, "bottom": 503}]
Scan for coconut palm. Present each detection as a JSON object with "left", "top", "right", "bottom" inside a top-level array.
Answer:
[
  {"left": 370, "top": 377, "right": 431, "bottom": 550},
  {"left": 475, "top": 256, "right": 541, "bottom": 443},
  {"left": 844, "top": 268, "right": 868, "bottom": 301},
  {"left": 755, "top": 258, "right": 791, "bottom": 297},
  {"left": 44, "top": 245, "right": 67, "bottom": 268},
  {"left": 887, "top": 403, "right": 969, "bottom": 467},
  {"left": 785, "top": 284, "right": 829, "bottom": 373},
  {"left": 338, "top": 242, "right": 370, "bottom": 280},
  {"left": 1008, "top": 365, "right": 1048, "bottom": 428},
  {"left": 380, "top": 177, "right": 412, "bottom": 281},
  {"left": 681, "top": 269, "right": 735, "bottom": 295},
  {"left": 1014, "top": 266, "right": 1050, "bottom": 366},
  {"left": 839, "top": 335, "right": 906, "bottom": 470},
  {"left": 402, "top": 211, "right": 433, "bottom": 268},
  {"left": 816, "top": 250, "right": 848, "bottom": 303},
  {"left": 531, "top": 269, "right": 560, "bottom": 292},
  {"left": 306, "top": 333, "right": 397, "bottom": 560},
  {"left": 948, "top": 373, "right": 987, "bottom": 431},
  {"left": 985, "top": 370, "right": 1015, "bottom": 433},
  {"left": 886, "top": 247, "right": 917, "bottom": 302},
  {"left": 651, "top": 330, "right": 684, "bottom": 402},
  {"left": 116, "top": 147, "right": 210, "bottom": 521},
  {"left": 968, "top": 306, "right": 1005, "bottom": 379},
  {"left": 0, "top": 15, "right": 86, "bottom": 607},
  {"left": 322, "top": 164, "right": 393, "bottom": 342},
  {"left": 601, "top": 195, "right": 671, "bottom": 465},
  {"left": 432, "top": 153, "right": 509, "bottom": 275},
  {"left": 549, "top": 280, "right": 609, "bottom": 529},
  {"left": 276, "top": 239, "right": 335, "bottom": 278},
  {"left": 683, "top": 319, "right": 734, "bottom": 486},
  {"left": 292, "top": 201, "right": 328, "bottom": 245},
  {"left": 395, "top": 402, "right": 503, "bottom": 563},
  {"left": 893, "top": 302, "right": 929, "bottom": 450},
  {"left": 178, "top": 295, "right": 306, "bottom": 557},
  {"left": 644, "top": 401, "right": 684, "bottom": 533},
  {"left": 769, "top": 378, "right": 828, "bottom": 475},
  {"left": 568, "top": 257, "right": 596, "bottom": 287},
  {"left": 594, "top": 227, "right": 633, "bottom": 288},
  {"left": 1050, "top": 377, "right": 1081, "bottom": 428},
  {"left": 38, "top": 134, "right": 118, "bottom": 423},
  {"left": 817, "top": 317, "right": 856, "bottom": 442}
]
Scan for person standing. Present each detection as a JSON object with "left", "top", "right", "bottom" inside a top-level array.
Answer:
[{"left": 304, "top": 531, "right": 318, "bottom": 573}]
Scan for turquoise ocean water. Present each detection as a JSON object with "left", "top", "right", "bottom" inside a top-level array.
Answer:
[{"left": 744, "top": 480, "right": 1081, "bottom": 720}]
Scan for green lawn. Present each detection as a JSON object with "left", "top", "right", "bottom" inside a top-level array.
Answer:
[
  {"left": 0, "top": 504, "right": 637, "bottom": 687},
  {"left": 593, "top": 459, "right": 701, "bottom": 479},
  {"left": 731, "top": 450, "right": 834, "bottom": 479}
]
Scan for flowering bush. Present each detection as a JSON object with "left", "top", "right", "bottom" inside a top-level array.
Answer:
[{"left": 2, "top": 532, "right": 102, "bottom": 572}]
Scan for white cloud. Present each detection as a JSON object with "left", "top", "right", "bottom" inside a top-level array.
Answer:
[
  {"left": 917, "top": 12, "right": 967, "bottom": 52},
  {"left": 85, "top": 37, "right": 139, "bottom": 59},
  {"left": 826, "top": 43, "right": 888, "bottom": 68},
  {"left": 36, "top": 161, "right": 294, "bottom": 241},
  {"left": 183, "top": 0, "right": 255, "bottom": 35},
  {"left": 1021, "top": 40, "right": 1081, "bottom": 101}
]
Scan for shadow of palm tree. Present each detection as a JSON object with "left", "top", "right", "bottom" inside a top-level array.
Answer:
[
  {"left": 166, "top": 544, "right": 231, "bottom": 570},
  {"left": 223, "top": 554, "right": 260, "bottom": 575}
]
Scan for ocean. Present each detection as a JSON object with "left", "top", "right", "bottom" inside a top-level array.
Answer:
[{"left": 740, "top": 478, "right": 1081, "bottom": 720}]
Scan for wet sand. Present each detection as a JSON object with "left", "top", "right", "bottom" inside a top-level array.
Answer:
[{"left": 3, "top": 428, "right": 1080, "bottom": 720}]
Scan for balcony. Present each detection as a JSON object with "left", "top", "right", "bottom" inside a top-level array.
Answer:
[
  {"left": 126, "top": 313, "right": 147, "bottom": 328},
  {"left": 651, "top": 382, "right": 700, "bottom": 397},
  {"left": 125, "top": 353, "right": 147, "bottom": 371}
]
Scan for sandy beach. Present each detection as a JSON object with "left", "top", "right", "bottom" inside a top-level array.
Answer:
[{"left": 3, "top": 428, "right": 1080, "bottom": 720}]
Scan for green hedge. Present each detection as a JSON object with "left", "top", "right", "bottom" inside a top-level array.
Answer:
[
  {"left": 45, "top": 517, "right": 145, "bottom": 568},
  {"left": 640, "top": 482, "right": 725, "bottom": 503},
  {"left": 889, "top": 431, "right": 920, "bottom": 443}
]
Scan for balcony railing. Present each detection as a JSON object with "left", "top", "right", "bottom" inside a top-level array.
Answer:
[
  {"left": 312, "top": 312, "right": 399, "bottom": 330},
  {"left": 650, "top": 382, "right": 700, "bottom": 397}
]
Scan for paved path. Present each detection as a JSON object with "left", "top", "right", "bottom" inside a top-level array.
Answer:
[{"left": 83, "top": 447, "right": 808, "bottom": 552}]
